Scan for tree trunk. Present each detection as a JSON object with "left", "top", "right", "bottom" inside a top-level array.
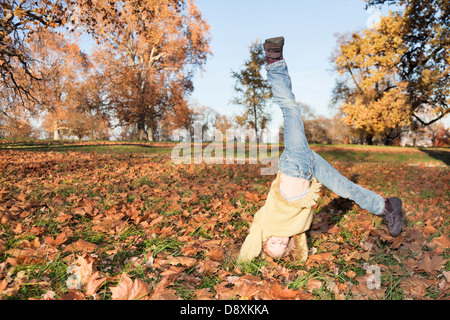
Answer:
[
  {"left": 137, "top": 120, "right": 148, "bottom": 141},
  {"left": 53, "top": 122, "right": 60, "bottom": 140},
  {"left": 147, "top": 127, "right": 154, "bottom": 141},
  {"left": 253, "top": 105, "right": 259, "bottom": 144},
  {"left": 365, "top": 133, "right": 373, "bottom": 145}
]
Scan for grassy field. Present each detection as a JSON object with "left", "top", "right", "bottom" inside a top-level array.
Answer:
[
  {"left": 0, "top": 140, "right": 449, "bottom": 300},
  {"left": 1, "top": 139, "right": 448, "bottom": 164}
]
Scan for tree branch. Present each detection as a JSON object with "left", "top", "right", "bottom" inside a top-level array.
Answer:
[
  {"left": 412, "top": 109, "right": 450, "bottom": 126},
  {"left": 346, "top": 65, "right": 364, "bottom": 94}
]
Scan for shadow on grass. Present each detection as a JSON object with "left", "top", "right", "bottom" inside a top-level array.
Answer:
[
  {"left": 313, "top": 174, "right": 361, "bottom": 234},
  {"left": 0, "top": 142, "right": 170, "bottom": 154},
  {"left": 319, "top": 197, "right": 356, "bottom": 231},
  {"left": 418, "top": 148, "right": 450, "bottom": 166}
]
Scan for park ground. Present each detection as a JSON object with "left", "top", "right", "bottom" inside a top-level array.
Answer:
[{"left": 0, "top": 140, "right": 449, "bottom": 300}]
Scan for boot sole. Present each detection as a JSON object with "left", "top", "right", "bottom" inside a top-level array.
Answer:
[
  {"left": 389, "top": 197, "right": 403, "bottom": 236},
  {"left": 264, "top": 36, "right": 285, "bottom": 46},
  {"left": 392, "top": 197, "right": 402, "bottom": 214}
]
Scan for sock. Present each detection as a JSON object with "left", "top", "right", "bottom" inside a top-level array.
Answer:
[{"left": 279, "top": 187, "right": 310, "bottom": 202}]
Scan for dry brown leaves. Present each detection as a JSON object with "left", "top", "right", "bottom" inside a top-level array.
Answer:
[{"left": 0, "top": 147, "right": 449, "bottom": 300}]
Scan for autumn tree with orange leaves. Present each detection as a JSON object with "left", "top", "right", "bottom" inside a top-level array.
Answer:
[
  {"left": 332, "top": 14, "right": 410, "bottom": 145},
  {"left": 332, "top": 0, "right": 449, "bottom": 145},
  {"left": 0, "top": 0, "right": 69, "bottom": 105},
  {"left": 25, "top": 29, "right": 91, "bottom": 140},
  {"left": 1, "top": 0, "right": 210, "bottom": 140},
  {"left": 82, "top": 0, "right": 211, "bottom": 141}
]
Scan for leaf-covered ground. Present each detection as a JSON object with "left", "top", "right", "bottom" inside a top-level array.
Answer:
[{"left": 0, "top": 141, "right": 449, "bottom": 300}]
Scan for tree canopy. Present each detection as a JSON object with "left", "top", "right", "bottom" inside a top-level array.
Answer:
[
  {"left": 0, "top": 0, "right": 211, "bottom": 140},
  {"left": 332, "top": 0, "right": 449, "bottom": 144}
]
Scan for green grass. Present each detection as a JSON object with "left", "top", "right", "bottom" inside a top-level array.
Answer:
[
  {"left": 143, "top": 237, "right": 183, "bottom": 256},
  {"left": 312, "top": 144, "right": 449, "bottom": 166},
  {"left": 0, "top": 139, "right": 174, "bottom": 155},
  {"left": 1, "top": 139, "right": 448, "bottom": 166}
]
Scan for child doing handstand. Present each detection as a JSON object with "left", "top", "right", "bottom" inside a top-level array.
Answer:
[{"left": 238, "top": 37, "right": 403, "bottom": 263}]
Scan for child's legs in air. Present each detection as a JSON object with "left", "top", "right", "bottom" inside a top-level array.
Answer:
[
  {"left": 266, "top": 60, "right": 313, "bottom": 197},
  {"left": 312, "top": 150, "right": 385, "bottom": 215},
  {"left": 266, "top": 58, "right": 385, "bottom": 215},
  {"left": 262, "top": 36, "right": 401, "bottom": 241}
]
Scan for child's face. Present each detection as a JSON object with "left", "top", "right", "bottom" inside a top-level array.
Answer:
[{"left": 265, "top": 236, "right": 289, "bottom": 258}]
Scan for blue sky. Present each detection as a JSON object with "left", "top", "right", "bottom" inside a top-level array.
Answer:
[{"left": 189, "top": 0, "right": 393, "bottom": 132}]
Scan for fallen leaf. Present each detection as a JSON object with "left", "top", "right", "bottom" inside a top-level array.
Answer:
[
  {"left": 207, "top": 248, "right": 225, "bottom": 261},
  {"left": 45, "top": 231, "right": 68, "bottom": 246},
  {"left": 64, "top": 239, "right": 98, "bottom": 253},
  {"left": 198, "top": 259, "right": 220, "bottom": 275},
  {"left": 150, "top": 277, "right": 180, "bottom": 300},
  {"left": 214, "top": 282, "right": 237, "bottom": 300},
  {"left": 307, "top": 279, "right": 323, "bottom": 291},
  {"left": 41, "top": 290, "right": 57, "bottom": 300},
  {"left": 166, "top": 255, "right": 197, "bottom": 268},
  {"left": 416, "top": 254, "right": 444, "bottom": 274},
  {"left": 30, "top": 226, "right": 46, "bottom": 236},
  {"left": 351, "top": 282, "right": 385, "bottom": 300},
  {"left": 149, "top": 215, "right": 164, "bottom": 227},
  {"left": 194, "top": 288, "right": 214, "bottom": 300},
  {"left": 6, "top": 247, "right": 45, "bottom": 265},
  {"left": 238, "top": 274, "right": 262, "bottom": 285},
  {"left": 438, "top": 281, "right": 450, "bottom": 299},
  {"left": 327, "top": 225, "right": 341, "bottom": 234},
  {"left": 110, "top": 273, "right": 150, "bottom": 300},
  {"left": 269, "top": 282, "right": 309, "bottom": 300},
  {"left": 92, "top": 218, "right": 125, "bottom": 233},
  {"left": 55, "top": 213, "right": 72, "bottom": 223},
  {"left": 159, "top": 266, "right": 185, "bottom": 282},
  {"left": 0, "top": 279, "right": 7, "bottom": 294},
  {"left": 85, "top": 271, "right": 107, "bottom": 296},
  {"left": 76, "top": 254, "right": 95, "bottom": 284},
  {"left": 431, "top": 234, "right": 450, "bottom": 249},
  {"left": 235, "top": 281, "right": 261, "bottom": 300},
  {"left": 59, "top": 289, "right": 86, "bottom": 300},
  {"left": 13, "top": 222, "right": 23, "bottom": 234},
  {"left": 443, "top": 271, "right": 450, "bottom": 282},
  {"left": 400, "top": 277, "right": 434, "bottom": 298},
  {"left": 391, "top": 235, "right": 403, "bottom": 249},
  {"left": 424, "top": 225, "right": 437, "bottom": 235},
  {"left": 308, "top": 252, "right": 334, "bottom": 262}
]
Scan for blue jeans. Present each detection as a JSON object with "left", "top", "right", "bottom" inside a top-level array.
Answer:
[{"left": 267, "top": 60, "right": 384, "bottom": 215}]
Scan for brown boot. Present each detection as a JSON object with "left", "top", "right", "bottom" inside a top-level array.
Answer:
[
  {"left": 381, "top": 197, "right": 402, "bottom": 237},
  {"left": 263, "top": 36, "right": 284, "bottom": 65}
]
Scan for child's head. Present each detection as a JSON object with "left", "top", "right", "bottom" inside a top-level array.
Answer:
[{"left": 262, "top": 236, "right": 293, "bottom": 259}]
